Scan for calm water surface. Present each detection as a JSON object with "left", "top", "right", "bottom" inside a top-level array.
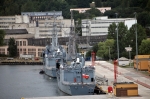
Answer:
[{"left": 0, "top": 65, "right": 68, "bottom": 99}]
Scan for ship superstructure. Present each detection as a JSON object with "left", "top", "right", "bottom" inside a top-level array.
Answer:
[
  {"left": 43, "top": 11, "right": 66, "bottom": 77},
  {"left": 56, "top": 11, "right": 96, "bottom": 95}
]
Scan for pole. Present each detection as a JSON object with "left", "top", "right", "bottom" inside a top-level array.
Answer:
[
  {"left": 108, "top": 46, "right": 111, "bottom": 61},
  {"left": 114, "top": 60, "right": 117, "bottom": 83},
  {"left": 129, "top": 45, "right": 131, "bottom": 67},
  {"left": 134, "top": 12, "right": 138, "bottom": 71},
  {"left": 115, "top": 13, "right": 119, "bottom": 65}
]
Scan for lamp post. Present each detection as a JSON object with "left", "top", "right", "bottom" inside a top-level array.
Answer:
[
  {"left": 134, "top": 12, "right": 138, "bottom": 71},
  {"left": 107, "top": 46, "right": 111, "bottom": 61},
  {"left": 115, "top": 13, "right": 119, "bottom": 65},
  {"left": 129, "top": 45, "right": 131, "bottom": 67}
]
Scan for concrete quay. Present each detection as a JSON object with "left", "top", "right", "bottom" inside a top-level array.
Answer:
[
  {"left": 94, "top": 61, "right": 150, "bottom": 99},
  {"left": 23, "top": 61, "right": 150, "bottom": 99},
  {"left": 22, "top": 95, "right": 146, "bottom": 99}
]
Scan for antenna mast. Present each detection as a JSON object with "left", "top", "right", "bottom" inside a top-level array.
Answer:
[
  {"left": 68, "top": 11, "right": 76, "bottom": 60},
  {"left": 51, "top": 10, "right": 58, "bottom": 50}
]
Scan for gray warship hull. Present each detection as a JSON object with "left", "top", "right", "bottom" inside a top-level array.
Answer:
[
  {"left": 44, "top": 58, "right": 57, "bottom": 77},
  {"left": 44, "top": 67, "right": 57, "bottom": 77},
  {"left": 57, "top": 78, "right": 95, "bottom": 95},
  {"left": 57, "top": 63, "right": 96, "bottom": 95}
]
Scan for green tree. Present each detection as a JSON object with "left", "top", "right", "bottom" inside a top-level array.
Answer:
[
  {"left": 94, "top": 0, "right": 102, "bottom": 7},
  {"left": 8, "top": 38, "right": 17, "bottom": 57},
  {"left": 0, "top": 30, "right": 5, "bottom": 46},
  {"left": 21, "top": 1, "right": 39, "bottom": 12},
  {"left": 85, "top": 8, "right": 102, "bottom": 18},
  {"left": 137, "top": 11, "right": 150, "bottom": 27},
  {"left": 97, "top": 39, "right": 114, "bottom": 60},
  {"left": 77, "top": 0, "right": 92, "bottom": 8},
  {"left": 85, "top": 50, "right": 91, "bottom": 58},
  {"left": 139, "top": 39, "right": 150, "bottom": 54},
  {"left": 107, "top": 22, "right": 129, "bottom": 59},
  {"left": 127, "top": 24, "right": 147, "bottom": 58},
  {"left": 145, "top": 0, "right": 150, "bottom": 11},
  {"left": 97, "top": 42, "right": 105, "bottom": 58},
  {"left": 103, "top": 10, "right": 117, "bottom": 18},
  {"left": 85, "top": 44, "right": 98, "bottom": 58}
]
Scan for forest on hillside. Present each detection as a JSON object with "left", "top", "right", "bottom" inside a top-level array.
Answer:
[
  {"left": 0, "top": 0, "right": 150, "bottom": 58},
  {"left": 0, "top": 0, "right": 149, "bottom": 17},
  {"left": 0, "top": 0, "right": 150, "bottom": 28}
]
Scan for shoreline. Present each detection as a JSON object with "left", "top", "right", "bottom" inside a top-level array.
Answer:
[{"left": 0, "top": 61, "right": 43, "bottom": 65}]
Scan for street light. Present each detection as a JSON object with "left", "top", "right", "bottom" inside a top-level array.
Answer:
[
  {"left": 107, "top": 46, "right": 111, "bottom": 61},
  {"left": 134, "top": 12, "right": 138, "bottom": 71},
  {"left": 115, "top": 13, "right": 119, "bottom": 65}
]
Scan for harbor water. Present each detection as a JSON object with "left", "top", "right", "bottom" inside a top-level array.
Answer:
[{"left": 0, "top": 65, "right": 68, "bottom": 99}]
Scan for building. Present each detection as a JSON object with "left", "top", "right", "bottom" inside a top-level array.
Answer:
[
  {"left": 0, "top": 11, "right": 72, "bottom": 38},
  {"left": 38, "top": 18, "right": 72, "bottom": 38},
  {"left": 0, "top": 39, "right": 45, "bottom": 57},
  {"left": 81, "top": 16, "right": 137, "bottom": 36},
  {"left": 70, "top": 7, "right": 111, "bottom": 14},
  {"left": 4, "top": 29, "right": 34, "bottom": 39}
]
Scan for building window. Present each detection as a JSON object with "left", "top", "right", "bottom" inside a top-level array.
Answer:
[
  {"left": 38, "top": 52, "right": 42, "bottom": 57},
  {"left": 16, "top": 41, "right": 19, "bottom": 46},
  {"left": 23, "top": 49, "right": 26, "bottom": 51},
  {"left": 20, "top": 41, "right": 22, "bottom": 46},
  {"left": 23, "top": 41, "right": 26, "bottom": 46}
]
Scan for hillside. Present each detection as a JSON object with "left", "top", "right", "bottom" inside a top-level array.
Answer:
[{"left": 0, "top": 0, "right": 150, "bottom": 28}]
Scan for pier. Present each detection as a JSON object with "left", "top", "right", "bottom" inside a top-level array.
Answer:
[
  {"left": 0, "top": 61, "right": 43, "bottom": 65},
  {"left": 22, "top": 61, "right": 150, "bottom": 99},
  {"left": 0, "top": 58, "right": 43, "bottom": 65}
]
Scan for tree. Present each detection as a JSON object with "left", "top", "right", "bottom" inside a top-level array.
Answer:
[
  {"left": 137, "top": 11, "right": 150, "bottom": 27},
  {"left": 85, "top": 8, "right": 102, "bottom": 18},
  {"left": 85, "top": 50, "right": 91, "bottom": 58},
  {"left": 8, "top": 38, "right": 17, "bottom": 57},
  {"left": 139, "top": 39, "right": 150, "bottom": 54},
  {"left": 94, "top": 0, "right": 102, "bottom": 7},
  {"left": 145, "top": 0, "right": 150, "bottom": 11},
  {"left": 107, "top": 22, "right": 129, "bottom": 59},
  {"left": 97, "top": 39, "right": 114, "bottom": 60},
  {"left": 127, "top": 24, "right": 147, "bottom": 58},
  {"left": 77, "top": 0, "right": 92, "bottom": 8},
  {"left": 0, "top": 30, "right": 5, "bottom": 46},
  {"left": 103, "top": 10, "right": 117, "bottom": 18},
  {"left": 85, "top": 44, "right": 98, "bottom": 58},
  {"left": 97, "top": 42, "right": 105, "bottom": 58}
]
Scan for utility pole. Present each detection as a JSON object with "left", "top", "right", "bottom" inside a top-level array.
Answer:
[
  {"left": 134, "top": 12, "right": 138, "bottom": 71},
  {"left": 115, "top": 13, "right": 119, "bottom": 65}
]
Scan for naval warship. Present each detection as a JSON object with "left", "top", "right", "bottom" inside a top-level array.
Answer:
[
  {"left": 56, "top": 11, "right": 96, "bottom": 95},
  {"left": 43, "top": 11, "right": 66, "bottom": 77}
]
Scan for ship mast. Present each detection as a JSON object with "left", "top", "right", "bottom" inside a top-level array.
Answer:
[
  {"left": 51, "top": 10, "right": 58, "bottom": 50},
  {"left": 68, "top": 11, "right": 76, "bottom": 60}
]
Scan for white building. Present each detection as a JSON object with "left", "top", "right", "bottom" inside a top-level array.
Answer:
[
  {"left": 0, "top": 15, "right": 29, "bottom": 29},
  {"left": 38, "top": 18, "right": 72, "bottom": 38},
  {"left": 82, "top": 16, "right": 137, "bottom": 36},
  {"left": 0, "top": 11, "right": 72, "bottom": 38},
  {"left": 70, "top": 7, "right": 111, "bottom": 13}
]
